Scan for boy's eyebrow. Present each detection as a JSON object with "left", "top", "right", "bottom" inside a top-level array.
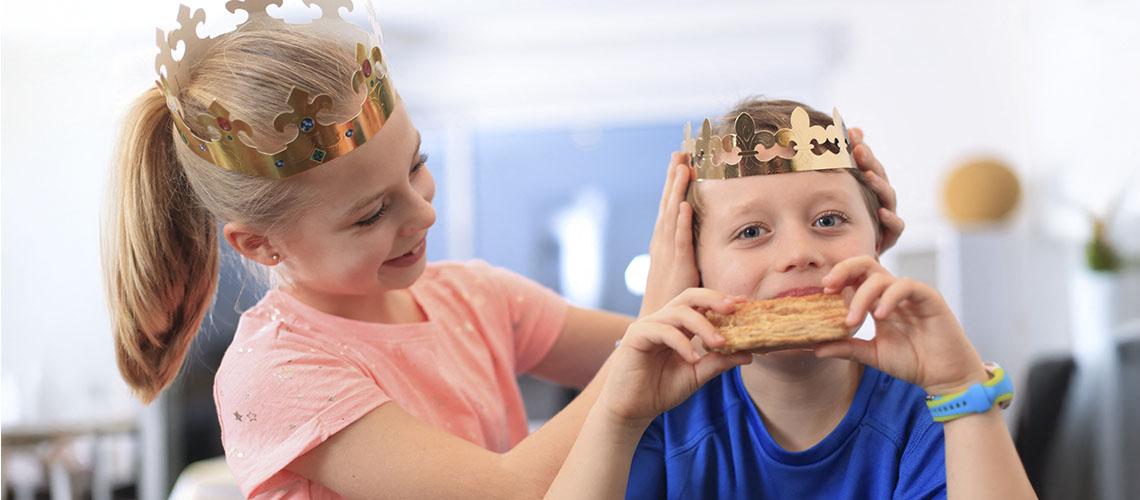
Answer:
[
  {"left": 724, "top": 188, "right": 854, "bottom": 215},
  {"left": 343, "top": 132, "right": 422, "bottom": 219}
]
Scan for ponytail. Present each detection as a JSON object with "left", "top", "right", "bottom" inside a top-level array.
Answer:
[
  {"left": 104, "top": 28, "right": 360, "bottom": 403},
  {"left": 103, "top": 87, "right": 220, "bottom": 403}
]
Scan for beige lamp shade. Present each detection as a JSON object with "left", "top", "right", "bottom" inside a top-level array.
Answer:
[{"left": 942, "top": 157, "right": 1021, "bottom": 225}]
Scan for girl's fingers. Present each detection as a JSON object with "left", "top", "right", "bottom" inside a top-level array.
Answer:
[
  {"left": 878, "top": 208, "right": 905, "bottom": 252},
  {"left": 662, "top": 164, "right": 689, "bottom": 242},
  {"left": 814, "top": 338, "right": 878, "bottom": 368},
  {"left": 865, "top": 170, "right": 898, "bottom": 214},
  {"left": 674, "top": 201, "right": 694, "bottom": 259},
  {"left": 822, "top": 255, "right": 880, "bottom": 293},
  {"left": 845, "top": 272, "right": 895, "bottom": 326},
  {"left": 853, "top": 142, "right": 889, "bottom": 185},
  {"left": 657, "top": 152, "right": 681, "bottom": 219}
]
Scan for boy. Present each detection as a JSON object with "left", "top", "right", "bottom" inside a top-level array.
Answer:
[{"left": 544, "top": 100, "right": 1036, "bottom": 500}]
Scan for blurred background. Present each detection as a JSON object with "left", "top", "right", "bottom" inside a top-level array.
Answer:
[{"left": 3, "top": 0, "right": 1139, "bottom": 499}]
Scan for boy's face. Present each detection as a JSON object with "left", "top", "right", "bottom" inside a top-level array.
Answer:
[{"left": 695, "top": 170, "right": 878, "bottom": 301}]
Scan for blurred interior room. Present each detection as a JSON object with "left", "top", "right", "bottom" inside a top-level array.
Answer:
[{"left": 2, "top": 0, "right": 1139, "bottom": 499}]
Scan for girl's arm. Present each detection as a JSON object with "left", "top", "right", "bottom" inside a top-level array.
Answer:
[
  {"left": 289, "top": 354, "right": 612, "bottom": 500},
  {"left": 816, "top": 256, "right": 1036, "bottom": 500},
  {"left": 528, "top": 306, "right": 632, "bottom": 389}
]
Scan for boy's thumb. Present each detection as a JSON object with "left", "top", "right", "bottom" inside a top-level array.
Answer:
[{"left": 813, "top": 339, "right": 876, "bottom": 367}]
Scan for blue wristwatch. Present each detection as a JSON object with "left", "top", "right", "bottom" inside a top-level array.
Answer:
[{"left": 926, "top": 362, "right": 1013, "bottom": 423}]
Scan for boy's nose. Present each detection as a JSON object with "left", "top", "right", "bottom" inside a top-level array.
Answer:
[{"left": 775, "top": 227, "right": 821, "bottom": 273}]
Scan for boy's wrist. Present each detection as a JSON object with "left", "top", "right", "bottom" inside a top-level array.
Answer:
[
  {"left": 925, "top": 362, "right": 1014, "bottom": 423},
  {"left": 922, "top": 364, "right": 991, "bottom": 397},
  {"left": 590, "top": 403, "right": 654, "bottom": 436}
]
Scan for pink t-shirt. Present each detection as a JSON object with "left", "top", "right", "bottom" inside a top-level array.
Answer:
[{"left": 213, "top": 260, "right": 568, "bottom": 499}]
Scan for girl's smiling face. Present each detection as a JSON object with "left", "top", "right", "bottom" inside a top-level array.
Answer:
[
  {"left": 270, "top": 102, "right": 437, "bottom": 309},
  {"left": 695, "top": 170, "right": 879, "bottom": 301}
]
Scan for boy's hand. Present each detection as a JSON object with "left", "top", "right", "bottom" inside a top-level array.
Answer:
[
  {"left": 640, "top": 154, "right": 700, "bottom": 317},
  {"left": 602, "top": 288, "right": 753, "bottom": 426},
  {"left": 815, "top": 256, "right": 989, "bottom": 396},
  {"left": 849, "top": 128, "right": 905, "bottom": 253}
]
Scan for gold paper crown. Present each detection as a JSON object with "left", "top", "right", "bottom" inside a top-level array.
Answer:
[
  {"left": 681, "top": 106, "right": 855, "bottom": 181},
  {"left": 155, "top": 0, "right": 398, "bottom": 179}
]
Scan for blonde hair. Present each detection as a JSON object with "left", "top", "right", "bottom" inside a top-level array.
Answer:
[
  {"left": 686, "top": 98, "right": 882, "bottom": 245},
  {"left": 103, "top": 28, "right": 359, "bottom": 403}
]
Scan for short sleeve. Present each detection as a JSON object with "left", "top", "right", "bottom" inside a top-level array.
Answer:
[
  {"left": 467, "top": 260, "right": 569, "bottom": 375},
  {"left": 893, "top": 417, "right": 947, "bottom": 500},
  {"left": 215, "top": 322, "right": 391, "bottom": 498},
  {"left": 625, "top": 416, "right": 668, "bottom": 500}
]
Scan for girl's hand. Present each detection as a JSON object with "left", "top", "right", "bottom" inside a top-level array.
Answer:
[
  {"left": 602, "top": 288, "right": 753, "bottom": 426},
  {"left": 849, "top": 128, "right": 905, "bottom": 253},
  {"left": 815, "top": 256, "right": 989, "bottom": 396},
  {"left": 640, "top": 153, "right": 700, "bottom": 317}
]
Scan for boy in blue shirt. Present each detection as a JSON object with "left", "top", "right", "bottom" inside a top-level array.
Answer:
[{"left": 545, "top": 99, "right": 1035, "bottom": 500}]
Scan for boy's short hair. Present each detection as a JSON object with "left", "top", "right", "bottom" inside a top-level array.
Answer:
[{"left": 686, "top": 98, "right": 882, "bottom": 250}]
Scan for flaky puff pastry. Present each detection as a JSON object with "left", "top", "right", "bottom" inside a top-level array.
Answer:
[{"left": 706, "top": 293, "right": 851, "bottom": 354}]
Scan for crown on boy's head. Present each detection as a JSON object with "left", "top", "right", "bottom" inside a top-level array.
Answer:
[
  {"left": 155, "top": 0, "right": 398, "bottom": 179},
  {"left": 681, "top": 106, "right": 855, "bottom": 181}
]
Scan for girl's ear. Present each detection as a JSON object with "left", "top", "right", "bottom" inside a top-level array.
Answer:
[{"left": 223, "top": 222, "right": 280, "bottom": 266}]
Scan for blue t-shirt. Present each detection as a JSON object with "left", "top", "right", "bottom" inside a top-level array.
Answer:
[{"left": 625, "top": 365, "right": 946, "bottom": 499}]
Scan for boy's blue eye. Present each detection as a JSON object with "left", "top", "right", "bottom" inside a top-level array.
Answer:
[
  {"left": 813, "top": 212, "right": 849, "bottom": 228},
  {"left": 737, "top": 225, "right": 767, "bottom": 240}
]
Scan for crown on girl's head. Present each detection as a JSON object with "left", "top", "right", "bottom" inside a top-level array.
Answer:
[
  {"left": 681, "top": 106, "right": 855, "bottom": 181},
  {"left": 155, "top": 0, "right": 398, "bottom": 179}
]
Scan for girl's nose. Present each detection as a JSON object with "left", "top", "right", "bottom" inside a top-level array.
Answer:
[{"left": 399, "top": 194, "right": 436, "bottom": 238}]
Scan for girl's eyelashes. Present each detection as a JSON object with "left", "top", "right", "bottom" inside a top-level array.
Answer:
[
  {"left": 355, "top": 203, "right": 387, "bottom": 228},
  {"left": 813, "top": 210, "right": 850, "bottom": 228},
  {"left": 411, "top": 152, "right": 429, "bottom": 174},
  {"left": 355, "top": 152, "right": 428, "bottom": 229}
]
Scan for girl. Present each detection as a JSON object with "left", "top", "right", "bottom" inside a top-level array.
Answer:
[
  {"left": 103, "top": 2, "right": 901, "bottom": 498},
  {"left": 545, "top": 100, "right": 1037, "bottom": 499}
]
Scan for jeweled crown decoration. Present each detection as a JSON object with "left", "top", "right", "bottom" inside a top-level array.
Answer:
[
  {"left": 155, "top": 0, "right": 398, "bottom": 179},
  {"left": 681, "top": 107, "right": 855, "bottom": 180}
]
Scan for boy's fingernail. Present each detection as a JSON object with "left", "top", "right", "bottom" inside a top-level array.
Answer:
[
  {"left": 880, "top": 209, "right": 891, "bottom": 220},
  {"left": 846, "top": 311, "right": 859, "bottom": 323}
]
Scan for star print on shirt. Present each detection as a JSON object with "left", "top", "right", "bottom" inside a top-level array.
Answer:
[{"left": 234, "top": 411, "right": 243, "bottom": 422}]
